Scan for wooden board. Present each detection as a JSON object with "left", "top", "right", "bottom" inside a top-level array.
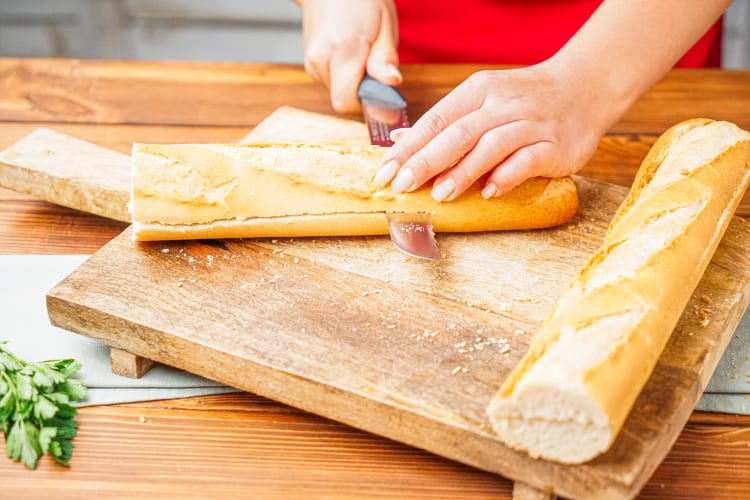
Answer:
[
  {"left": 3, "top": 109, "right": 750, "bottom": 498},
  {"left": 0, "top": 107, "right": 367, "bottom": 222},
  {"left": 45, "top": 190, "right": 750, "bottom": 499}
]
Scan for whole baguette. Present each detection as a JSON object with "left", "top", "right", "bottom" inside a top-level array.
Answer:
[
  {"left": 486, "top": 118, "right": 750, "bottom": 464},
  {"left": 130, "top": 142, "right": 578, "bottom": 241}
]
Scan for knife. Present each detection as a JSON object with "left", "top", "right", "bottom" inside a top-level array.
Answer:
[{"left": 357, "top": 75, "right": 440, "bottom": 261}]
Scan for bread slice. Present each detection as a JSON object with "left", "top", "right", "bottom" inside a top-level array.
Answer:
[
  {"left": 486, "top": 119, "right": 750, "bottom": 464},
  {"left": 130, "top": 142, "right": 578, "bottom": 241}
]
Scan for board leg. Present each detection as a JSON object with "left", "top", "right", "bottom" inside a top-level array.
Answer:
[
  {"left": 109, "top": 347, "right": 156, "bottom": 378},
  {"left": 512, "top": 481, "right": 556, "bottom": 500}
]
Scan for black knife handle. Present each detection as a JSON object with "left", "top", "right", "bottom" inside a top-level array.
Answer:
[{"left": 357, "top": 74, "right": 407, "bottom": 109}]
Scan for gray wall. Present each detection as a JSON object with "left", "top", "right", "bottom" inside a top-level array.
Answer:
[{"left": 1, "top": 0, "right": 748, "bottom": 68}]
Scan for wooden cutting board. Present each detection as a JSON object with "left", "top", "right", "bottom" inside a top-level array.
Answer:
[{"left": 3, "top": 108, "right": 750, "bottom": 499}]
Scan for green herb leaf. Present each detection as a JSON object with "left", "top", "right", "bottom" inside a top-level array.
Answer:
[
  {"left": 33, "top": 395, "right": 59, "bottom": 421},
  {"left": 20, "top": 421, "right": 41, "bottom": 470},
  {"left": 31, "top": 364, "right": 67, "bottom": 388},
  {"left": 16, "top": 374, "right": 35, "bottom": 401},
  {"left": 54, "top": 359, "right": 83, "bottom": 378},
  {"left": 0, "top": 342, "right": 87, "bottom": 470},
  {"left": 38, "top": 427, "right": 57, "bottom": 454},
  {"left": 57, "top": 379, "right": 88, "bottom": 402}
]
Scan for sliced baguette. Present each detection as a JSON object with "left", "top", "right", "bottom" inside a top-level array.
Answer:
[
  {"left": 130, "top": 142, "right": 578, "bottom": 241},
  {"left": 486, "top": 118, "right": 750, "bottom": 464}
]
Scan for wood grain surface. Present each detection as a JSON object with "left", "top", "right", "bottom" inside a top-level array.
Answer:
[
  {"left": 1, "top": 59, "right": 749, "bottom": 134},
  {"left": 1, "top": 59, "right": 750, "bottom": 499},
  {"left": 44, "top": 175, "right": 750, "bottom": 498}
]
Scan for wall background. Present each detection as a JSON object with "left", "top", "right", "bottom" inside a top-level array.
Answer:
[{"left": 1, "top": 0, "right": 748, "bottom": 68}]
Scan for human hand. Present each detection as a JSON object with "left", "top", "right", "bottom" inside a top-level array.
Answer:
[
  {"left": 299, "top": 0, "right": 401, "bottom": 113},
  {"left": 376, "top": 62, "right": 616, "bottom": 201}
]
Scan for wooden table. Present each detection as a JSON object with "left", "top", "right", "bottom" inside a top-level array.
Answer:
[{"left": 1, "top": 58, "right": 750, "bottom": 498}]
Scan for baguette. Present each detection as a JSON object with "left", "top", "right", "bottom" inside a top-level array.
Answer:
[
  {"left": 129, "top": 142, "right": 578, "bottom": 241},
  {"left": 486, "top": 119, "right": 750, "bottom": 464}
]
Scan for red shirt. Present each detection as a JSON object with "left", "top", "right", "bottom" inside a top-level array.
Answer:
[{"left": 395, "top": 0, "right": 722, "bottom": 68}]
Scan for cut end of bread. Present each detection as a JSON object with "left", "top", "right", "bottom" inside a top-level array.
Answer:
[
  {"left": 487, "top": 383, "right": 612, "bottom": 464},
  {"left": 485, "top": 118, "right": 750, "bottom": 465}
]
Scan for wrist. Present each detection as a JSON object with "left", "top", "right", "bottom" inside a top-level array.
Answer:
[{"left": 540, "top": 50, "right": 637, "bottom": 136}]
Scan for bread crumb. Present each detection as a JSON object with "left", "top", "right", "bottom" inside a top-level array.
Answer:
[
  {"left": 386, "top": 324, "right": 396, "bottom": 329},
  {"left": 138, "top": 415, "right": 146, "bottom": 423},
  {"left": 701, "top": 294, "right": 713, "bottom": 305},
  {"left": 161, "top": 248, "right": 170, "bottom": 254},
  {"left": 513, "top": 329, "right": 526, "bottom": 335},
  {"left": 451, "top": 366, "right": 462, "bottom": 375}
]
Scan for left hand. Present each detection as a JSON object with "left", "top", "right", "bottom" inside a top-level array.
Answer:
[{"left": 375, "top": 62, "right": 611, "bottom": 201}]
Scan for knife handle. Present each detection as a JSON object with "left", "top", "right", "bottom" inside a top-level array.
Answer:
[{"left": 357, "top": 75, "right": 406, "bottom": 109}]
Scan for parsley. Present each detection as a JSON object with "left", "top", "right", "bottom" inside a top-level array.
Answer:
[{"left": 0, "top": 341, "right": 87, "bottom": 469}]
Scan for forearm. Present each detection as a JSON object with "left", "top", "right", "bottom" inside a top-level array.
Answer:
[{"left": 547, "top": 0, "right": 731, "bottom": 129}]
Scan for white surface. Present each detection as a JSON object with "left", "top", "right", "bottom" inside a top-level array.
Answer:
[{"left": 1, "top": 254, "right": 236, "bottom": 407}]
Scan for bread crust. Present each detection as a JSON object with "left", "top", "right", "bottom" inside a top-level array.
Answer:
[
  {"left": 130, "top": 142, "right": 578, "bottom": 241},
  {"left": 486, "top": 119, "right": 750, "bottom": 464}
]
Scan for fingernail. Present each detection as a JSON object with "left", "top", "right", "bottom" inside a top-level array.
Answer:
[
  {"left": 391, "top": 168, "right": 416, "bottom": 193},
  {"left": 431, "top": 178, "right": 456, "bottom": 202},
  {"left": 386, "top": 64, "right": 402, "bottom": 84},
  {"left": 374, "top": 160, "right": 399, "bottom": 186},
  {"left": 389, "top": 127, "right": 409, "bottom": 143},
  {"left": 481, "top": 183, "right": 498, "bottom": 199}
]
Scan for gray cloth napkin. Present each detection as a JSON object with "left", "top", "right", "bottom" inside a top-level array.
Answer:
[
  {"left": 695, "top": 307, "right": 750, "bottom": 413},
  {"left": 2, "top": 254, "right": 748, "bottom": 413},
  {"left": 2, "top": 254, "right": 238, "bottom": 407}
]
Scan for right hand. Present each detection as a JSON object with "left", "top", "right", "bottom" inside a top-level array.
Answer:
[{"left": 298, "top": 0, "right": 401, "bottom": 113}]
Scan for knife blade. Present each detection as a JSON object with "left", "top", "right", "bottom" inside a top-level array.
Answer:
[
  {"left": 385, "top": 211, "right": 440, "bottom": 261},
  {"left": 357, "top": 74, "right": 441, "bottom": 261},
  {"left": 357, "top": 74, "right": 409, "bottom": 146}
]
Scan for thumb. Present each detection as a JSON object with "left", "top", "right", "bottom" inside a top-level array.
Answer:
[{"left": 365, "top": 6, "right": 401, "bottom": 86}]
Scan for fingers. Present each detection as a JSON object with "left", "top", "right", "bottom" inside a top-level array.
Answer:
[
  {"left": 430, "top": 120, "right": 539, "bottom": 201},
  {"left": 389, "top": 127, "right": 409, "bottom": 143},
  {"left": 381, "top": 73, "right": 491, "bottom": 169},
  {"left": 373, "top": 65, "right": 600, "bottom": 203},
  {"left": 301, "top": 0, "right": 400, "bottom": 113},
  {"left": 328, "top": 42, "right": 369, "bottom": 112},
  {"left": 388, "top": 111, "right": 490, "bottom": 194},
  {"left": 375, "top": 104, "right": 510, "bottom": 193},
  {"left": 483, "top": 142, "right": 554, "bottom": 198},
  {"left": 365, "top": 2, "right": 401, "bottom": 86},
  {"left": 377, "top": 116, "right": 553, "bottom": 202}
]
